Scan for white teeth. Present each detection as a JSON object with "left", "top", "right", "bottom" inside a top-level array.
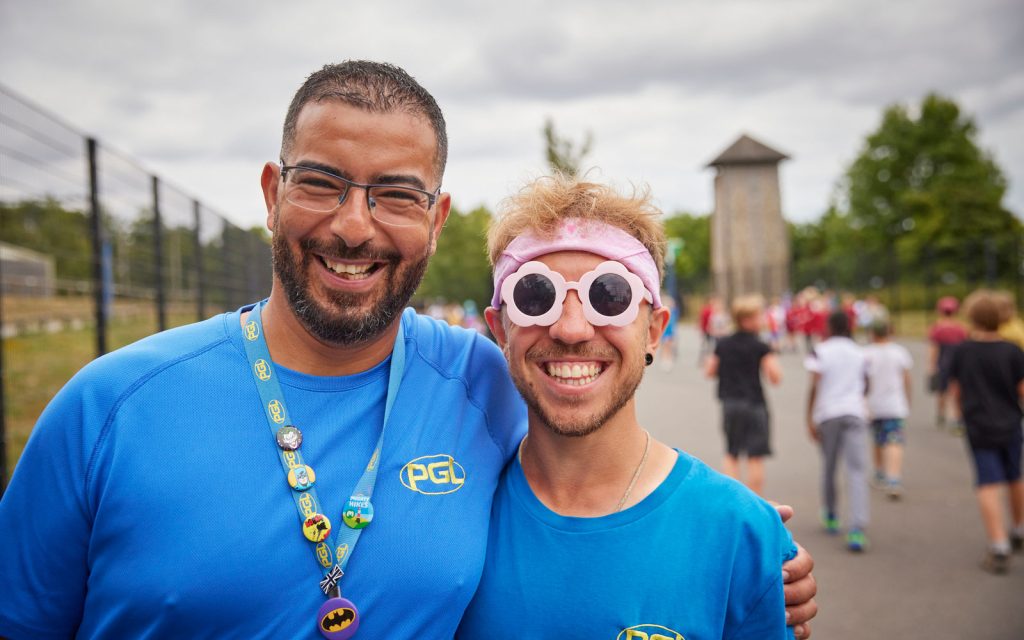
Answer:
[
  {"left": 544, "top": 361, "right": 604, "bottom": 385},
  {"left": 323, "top": 259, "right": 373, "bottom": 278}
]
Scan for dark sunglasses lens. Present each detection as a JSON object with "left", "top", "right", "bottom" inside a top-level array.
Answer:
[
  {"left": 590, "top": 274, "right": 633, "bottom": 317},
  {"left": 513, "top": 274, "right": 557, "bottom": 317}
]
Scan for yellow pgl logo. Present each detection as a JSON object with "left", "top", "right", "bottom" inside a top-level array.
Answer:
[
  {"left": 253, "top": 359, "right": 272, "bottom": 381},
  {"left": 316, "top": 542, "right": 333, "bottom": 568},
  {"left": 283, "top": 451, "right": 299, "bottom": 469},
  {"left": 336, "top": 543, "right": 349, "bottom": 563},
  {"left": 617, "top": 625, "right": 685, "bottom": 640},
  {"left": 298, "top": 493, "right": 315, "bottom": 517},
  {"left": 243, "top": 320, "right": 260, "bottom": 341},
  {"left": 268, "top": 400, "right": 285, "bottom": 424},
  {"left": 400, "top": 455, "right": 466, "bottom": 494}
]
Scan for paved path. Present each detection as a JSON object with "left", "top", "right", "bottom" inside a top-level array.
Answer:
[{"left": 637, "top": 325, "right": 1023, "bottom": 640}]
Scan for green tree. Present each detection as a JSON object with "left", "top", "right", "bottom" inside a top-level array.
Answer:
[
  {"left": 543, "top": 118, "right": 593, "bottom": 176},
  {"left": 663, "top": 212, "right": 711, "bottom": 294},
  {"left": 416, "top": 205, "right": 493, "bottom": 312},
  {"left": 789, "top": 205, "right": 867, "bottom": 291},
  {"left": 842, "top": 93, "right": 1020, "bottom": 281},
  {"left": 0, "top": 198, "right": 93, "bottom": 281}
]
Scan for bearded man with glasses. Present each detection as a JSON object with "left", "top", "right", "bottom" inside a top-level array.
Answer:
[
  {"left": 458, "top": 174, "right": 815, "bottom": 639},
  {"left": 0, "top": 61, "right": 815, "bottom": 640}
]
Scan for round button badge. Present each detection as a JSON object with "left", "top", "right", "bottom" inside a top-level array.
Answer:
[
  {"left": 288, "top": 464, "right": 317, "bottom": 491},
  {"left": 342, "top": 494, "right": 373, "bottom": 529},
  {"left": 317, "top": 596, "right": 359, "bottom": 639},
  {"left": 276, "top": 425, "right": 303, "bottom": 451},
  {"left": 303, "top": 514, "right": 332, "bottom": 543}
]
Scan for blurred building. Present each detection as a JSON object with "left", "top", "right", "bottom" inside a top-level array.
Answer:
[
  {"left": 0, "top": 241, "right": 55, "bottom": 296},
  {"left": 707, "top": 134, "right": 790, "bottom": 302}
]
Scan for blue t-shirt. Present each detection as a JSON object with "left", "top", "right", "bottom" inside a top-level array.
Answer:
[
  {"left": 458, "top": 450, "right": 796, "bottom": 640},
  {"left": 0, "top": 306, "right": 525, "bottom": 639}
]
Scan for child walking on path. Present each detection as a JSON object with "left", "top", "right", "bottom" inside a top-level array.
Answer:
[
  {"left": 949, "top": 290, "right": 1024, "bottom": 574},
  {"left": 806, "top": 311, "right": 870, "bottom": 552},
  {"left": 928, "top": 296, "right": 968, "bottom": 430},
  {"left": 705, "top": 295, "right": 782, "bottom": 495},
  {"left": 864, "top": 320, "right": 913, "bottom": 500}
]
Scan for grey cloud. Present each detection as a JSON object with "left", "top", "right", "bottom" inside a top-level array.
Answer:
[{"left": 436, "top": 0, "right": 1023, "bottom": 108}]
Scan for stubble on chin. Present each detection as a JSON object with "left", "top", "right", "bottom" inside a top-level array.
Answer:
[{"left": 506, "top": 344, "right": 646, "bottom": 438}]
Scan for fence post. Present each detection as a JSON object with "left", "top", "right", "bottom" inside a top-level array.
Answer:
[
  {"left": 193, "top": 200, "right": 205, "bottom": 321},
  {"left": 151, "top": 176, "right": 166, "bottom": 332},
  {"left": 87, "top": 138, "right": 108, "bottom": 355},
  {"left": 0, "top": 240, "right": 7, "bottom": 493}
]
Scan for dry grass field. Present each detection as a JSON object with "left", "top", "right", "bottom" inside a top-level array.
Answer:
[{"left": 2, "top": 295, "right": 204, "bottom": 476}]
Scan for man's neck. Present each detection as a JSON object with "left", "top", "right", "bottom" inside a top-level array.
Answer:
[
  {"left": 244, "top": 291, "right": 400, "bottom": 377},
  {"left": 520, "top": 403, "right": 677, "bottom": 517},
  {"left": 972, "top": 329, "right": 1003, "bottom": 342}
]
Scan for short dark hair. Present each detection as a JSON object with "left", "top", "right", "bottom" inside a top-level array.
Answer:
[
  {"left": 281, "top": 61, "right": 448, "bottom": 182},
  {"left": 870, "top": 319, "right": 891, "bottom": 338},
  {"left": 828, "top": 310, "right": 850, "bottom": 337}
]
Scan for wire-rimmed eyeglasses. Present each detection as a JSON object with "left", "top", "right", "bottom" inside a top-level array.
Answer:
[{"left": 280, "top": 164, "right": 440, "bottom": 227}]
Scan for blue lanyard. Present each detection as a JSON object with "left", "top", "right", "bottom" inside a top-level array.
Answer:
[{"left": 241, "top": 300, "right": 406, "bottom": 596}]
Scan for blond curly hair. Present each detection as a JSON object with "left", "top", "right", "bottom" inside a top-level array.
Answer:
[{"left": 487, "top": 173, "right": 667, "bottom": 280}]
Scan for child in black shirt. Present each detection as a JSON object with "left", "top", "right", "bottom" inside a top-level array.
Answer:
[
  {"left": 949, "top": 290, "right": 1024, "bottom": 574},
  {"left": 705, "top": 295, "right": 782, "bottom": 495}
]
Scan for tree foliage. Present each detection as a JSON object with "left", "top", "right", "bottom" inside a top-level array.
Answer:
[
  {"left": 543, "top": 118, "right": 593, "bottom": 176},
  {"left": 415, "top": 205, "right": 494, "bottom": 311},
  {"left": 841, "top": 93, "right": 1019, "bottom": 278},
  {"left": 663, "top": 212, "right": 711, "bottom": 294},
  {"left": 0, "top": 198, "right": 271, "bottom": 306},
  {"left": 0, "top": 199, "right": 93, "bottom": 280}
]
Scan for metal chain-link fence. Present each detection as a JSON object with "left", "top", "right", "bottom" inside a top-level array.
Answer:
[{"left": 0, "top": 84, "right": 272, "bottom": 489}]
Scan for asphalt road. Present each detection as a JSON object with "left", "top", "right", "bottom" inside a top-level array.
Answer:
[{"left": 637, "top": 325, "right": 1024, "bottom": 640}]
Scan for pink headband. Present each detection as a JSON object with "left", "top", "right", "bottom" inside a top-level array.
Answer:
[{"left": 491, "top": 218, "right": 663, "bottom": 309}]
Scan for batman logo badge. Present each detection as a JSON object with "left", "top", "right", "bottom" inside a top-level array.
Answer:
[{"left": 317, "top": 596, "right": 360, "bottom": 639}]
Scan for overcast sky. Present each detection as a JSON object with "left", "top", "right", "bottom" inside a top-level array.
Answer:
[{"left": 1, "top": 0, "right": 1021, "bottom": 229}]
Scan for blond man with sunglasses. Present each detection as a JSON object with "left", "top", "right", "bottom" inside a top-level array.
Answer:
[{"left": 459, "top": 175, "right": 814, "bottom": 639}]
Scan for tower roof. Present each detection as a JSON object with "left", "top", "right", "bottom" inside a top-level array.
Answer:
[{"left": 706, "top": 134, "right": 789, "bottom": 167}]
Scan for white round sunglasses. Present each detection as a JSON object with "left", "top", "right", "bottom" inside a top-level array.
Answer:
[{"left": 499, "top": 260, "right": 653, "bottom": 327}]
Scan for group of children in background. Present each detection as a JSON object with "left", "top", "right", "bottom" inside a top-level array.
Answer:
[{"left": 703, "top": 289, "right": 1024, "bottom": 573}]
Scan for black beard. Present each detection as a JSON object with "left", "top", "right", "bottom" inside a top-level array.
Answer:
[
  {"left": 508, "top": 343, "right": 645, "bottom": 438},
  {"left": 272, "top": 227, "right": 430, "bottom": 347}
]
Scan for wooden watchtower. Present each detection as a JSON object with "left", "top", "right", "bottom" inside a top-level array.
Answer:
[{"left": 707, "top": 134, "right": 790, "bottom": 303}]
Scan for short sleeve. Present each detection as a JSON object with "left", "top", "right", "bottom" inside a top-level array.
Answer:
[
  {"left": 1012, "top": 344, "right": 1024, "bottom": 384},
  {"left": 899, "top": 346, "right": 913, "bottom": 370},
  {"left": 804, "top": 351, "right": 821, "bottom": 373}
]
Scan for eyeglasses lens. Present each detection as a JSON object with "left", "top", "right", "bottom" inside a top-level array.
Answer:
[
  {"left": 514, "top": 274, "right": 557, "bottom": 317},
  {"left": 368, "top": 187, "right": 430, "bottom": 226},
  {"left": 589, "top": 274, "right": 632, "bottom": 316}
]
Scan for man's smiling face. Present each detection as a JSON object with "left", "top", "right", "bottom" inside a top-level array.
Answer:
[
  {"left": 491, "top": 250, "right": 665, "bottom": 437},
  {"left": 262, "top": 100, "right": 449, "bottom": 346}
]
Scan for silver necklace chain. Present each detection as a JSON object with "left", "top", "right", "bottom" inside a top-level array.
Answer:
[{"left": 518, "top": 428, "right": 652, "bottom": 513}]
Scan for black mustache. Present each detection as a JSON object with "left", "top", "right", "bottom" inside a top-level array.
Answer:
[{"left": 300, "top": 238, "right": 400, "bottom": 263}]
